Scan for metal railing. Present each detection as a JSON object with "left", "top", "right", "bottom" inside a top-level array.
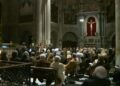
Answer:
[{"left": 0, "top": 60, "right": 31, "bottom": 86}]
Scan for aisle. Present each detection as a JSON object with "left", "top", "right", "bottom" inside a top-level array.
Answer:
[{"left": 31, "top": 74, "right": 89, "bottom": 86}]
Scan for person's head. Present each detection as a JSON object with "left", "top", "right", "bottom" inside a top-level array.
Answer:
[
  {"left": 48, "top": 53, "right": 54, "bottom": 58},
  {"left": 93, "top": 66, "right": 107, "bottom": 79},
  {"left": 12, "top": 50, "right": 18, "bottom": 58},
  {"left": 53, "top": 55, "right": 61, "bottom": 62},
  {"left": 67, "top": 50, "right": 71, "bottom": 55},
  {"left": 72, "top": 53, "right": 76, "bottom": 58},
  {"left": 11, "top": 50, "right": 18, "bottom": 61},
  {"left": 40, "top": 54, "right": 46, "bottom": 60},
  {"left": 31, "top": 52, "right": 35, "bottom": 56},
  {"left": 47, "top": 49, "right": 50, "bottom": 53}
]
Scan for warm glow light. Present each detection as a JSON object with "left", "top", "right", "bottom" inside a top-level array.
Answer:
[
  {"left": 0, "top": 50, "right": 1, "bottom": 55},
  {"left": 79, "top": 18, "right": 84, "bottom": 22}
]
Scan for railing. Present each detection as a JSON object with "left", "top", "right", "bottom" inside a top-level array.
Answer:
[
  {"left": 0, "top": 60, "right": 58, "bottom": 86},
  {"left": 0, "top": 60, "right": 31, "bottom": 86}
]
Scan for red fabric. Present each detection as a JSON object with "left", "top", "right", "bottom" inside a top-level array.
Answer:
[{"left": 87, "top": 17, "right": 96, "bottom": 36}]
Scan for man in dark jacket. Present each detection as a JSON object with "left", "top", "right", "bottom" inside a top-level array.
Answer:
[{"left": 81, "top": 66, "right": 110, "bottom": 86}]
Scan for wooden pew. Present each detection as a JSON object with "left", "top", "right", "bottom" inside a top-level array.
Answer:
[{"left": 31, "top": 66, "right": 57, "bottom": 86}]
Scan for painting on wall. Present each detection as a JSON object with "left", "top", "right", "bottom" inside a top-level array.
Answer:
[
  {"left": 19, "top": 0, "right": 33, "bottom": 23},
  {"left": 86, "top": 17, "right": 96, "bottom": 36}
]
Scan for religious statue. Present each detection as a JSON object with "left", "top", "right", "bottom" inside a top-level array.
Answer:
[{"left": 87, "top": 17, "right": 96, "bottom": 36}]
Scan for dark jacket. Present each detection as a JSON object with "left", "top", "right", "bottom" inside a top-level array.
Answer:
[{"left": 81, "top": 77, "right": 110, "bottom": 86}]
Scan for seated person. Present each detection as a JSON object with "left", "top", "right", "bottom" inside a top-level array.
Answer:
[
  {"left": 50, "top": 55, "right": 65, "bottom": 86},
  {"left": 33, "top": 54, "right": 51, "bottom": 85},
  {"left": 10, "top": 50, "right": 20, "bottom": 61},
  {"left": 47, "top": 53, "right": 54, "bottom": 63},
  {"left": 0, "top": 51, "right": 8, "bottom": 61},
  {"left": 81, "top": 66, "right": 110, "bottom": 86},
  {"left": 88, "top": 52, "right": 110, "bottom": 76},
  {"left": 35, "top": 54, "right": 50, "bottom": 67},
  {"left": 113, "top": 65, "right": 120, "bottom": 85},
  {"left": 65, "top": 53, "right": 79, "bottom": 76}
]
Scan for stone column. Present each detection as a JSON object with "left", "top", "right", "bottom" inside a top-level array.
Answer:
[
  {"left": 36, "top": 0, "right": 43, "bottom": 43},
  {"left": 45, "top": 0, "right": 51, "bottom": 45},
  {"left": 1, "top": 0, "right": 11, "bottom": 42},
  {"left": 42, "top": 4, "right": 45, "bottom": 43},
  {"left": 99, "top": 12, "right": 105, "bottom": 47},
  {"left": 79, "top": 15, "right": 85, "bottom": 47},
  {"left": 36, "top": 0, "right": 51, "bottom": 45},
  {"left": 1, "top": 0, "right": 8, "bottom": 43},
  {"left": 58, "top": 0, "right": 64, "bottom": 48},
  {"left": 102, "top": 12, "right": 106, "bottom": 48},
  {"left": 115, "top": 0, "right": 120, "bottom": 65}
]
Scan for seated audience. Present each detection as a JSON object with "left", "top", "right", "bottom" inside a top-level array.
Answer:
[{"left": 113, "top": 65, "right": 120, "bottom": 85}]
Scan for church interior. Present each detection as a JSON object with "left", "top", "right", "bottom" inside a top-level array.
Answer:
[{"left": 0, "top": 0, "right": 120, "bottom": 86}]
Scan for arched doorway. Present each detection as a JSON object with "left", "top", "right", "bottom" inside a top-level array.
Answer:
[{"left": 62, "top": 32, "right": 78, "bottom": 48}]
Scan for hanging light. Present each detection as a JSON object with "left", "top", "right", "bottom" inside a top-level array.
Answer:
[
  {"left": 79, "top": 15, "right": 84, "bottom": 22},
  {"left": 79, "top": 0, "right": 85, "bottom": 22},
  {"left": 79, "top": 18, "right": 84, "bottom": 22}
]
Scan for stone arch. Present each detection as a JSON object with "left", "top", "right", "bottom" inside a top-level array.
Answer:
[
  {"left": 51, "top": 31, "right": 58, "bottom": 47},
  {"left": 62, "top": 32, "right": 78, "bottom": 48}
]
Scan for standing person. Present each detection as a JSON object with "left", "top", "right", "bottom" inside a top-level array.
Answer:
[{"left": 50, "top": 56, "right": 65, "bottom": 86}]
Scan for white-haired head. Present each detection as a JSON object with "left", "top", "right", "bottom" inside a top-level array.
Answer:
[
  {"left": 67, "top": 51, "right": 71, "bottom": 55},
  {"left": 93, "top": 66, "right": 107, "bottom": 79},
  {"left": 54, "top": 55, "right": 61, "bottom": 62},
  {"left": 39, "top": 53, "right": 46, "bottom": 60}
]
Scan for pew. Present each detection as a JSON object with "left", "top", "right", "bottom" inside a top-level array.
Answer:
[{"left": 31, "top": 66, "right": 57, "bottom": 86}]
